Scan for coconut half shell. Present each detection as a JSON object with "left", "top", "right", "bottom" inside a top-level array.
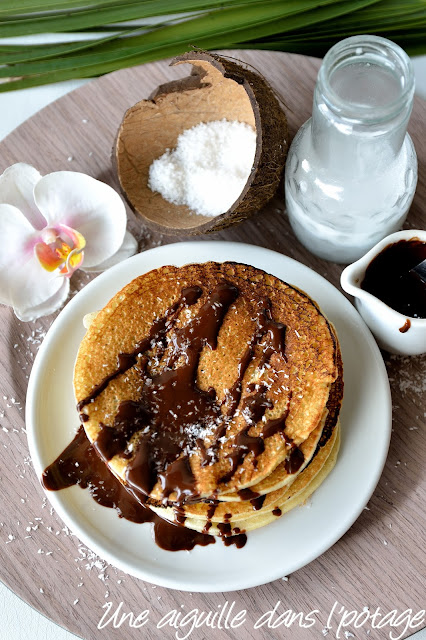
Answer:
[{"left": 114, "top": 51, "right": 288, "bottom": 236}]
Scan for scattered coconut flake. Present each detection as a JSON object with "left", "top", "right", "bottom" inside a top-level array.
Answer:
[{"left": 388, "top": 354, "right": 426, "bottom": 395}]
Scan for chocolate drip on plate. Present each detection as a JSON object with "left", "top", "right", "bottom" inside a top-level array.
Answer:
[
  {"left": 42, "top": 428, "right": 249, "bottom": 551},
  {"left": 223, "top": 534, "right": 247, "bottom": 548},
  {"left": 42, "top": 427, "right": 216, "bottom": 551},
  {"left": 217, "top": 519, "right": 247, "bottom": 548}
]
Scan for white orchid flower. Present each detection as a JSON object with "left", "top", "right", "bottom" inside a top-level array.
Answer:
[{"left": 0, "top": 163, "right": 138, "bottom": 322}]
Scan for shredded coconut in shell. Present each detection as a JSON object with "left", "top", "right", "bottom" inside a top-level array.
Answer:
[{"left": 148, "top": 119, "right": 256, "bottom": 217}]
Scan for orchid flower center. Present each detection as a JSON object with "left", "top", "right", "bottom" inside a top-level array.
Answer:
[{"left": 35, "top": 224, "right": 86, "bottom": 277}]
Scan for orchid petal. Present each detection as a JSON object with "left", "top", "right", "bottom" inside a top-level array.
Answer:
[
  {"left": 0, "top": 163, "right": 45, "bottom": 230},
  {"left": 0, "top": 203, "right": 37, "bottom": 305},
  {"left": 34, "top": 172, "right": 127, "bottom": 268},
  {"left": 13, "top": 275, "right": 70, "bottom": 322},
  {"left": 8, "top": 255, "right": 69, "bottom": 322},
  {"left": 81, "top": 230, "right": 138, "bottom": 272},
  {"left": 0, "top": 204, "right": 68, "bottom": 319}
]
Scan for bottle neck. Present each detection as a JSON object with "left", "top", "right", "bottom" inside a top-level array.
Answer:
[{"left": 311, "top": 36, "right": 414, "bottom": 174}]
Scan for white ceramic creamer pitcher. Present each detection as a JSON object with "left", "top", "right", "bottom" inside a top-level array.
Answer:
[{"left": 341, "top": 229, "right": 426, "bottom": 356}]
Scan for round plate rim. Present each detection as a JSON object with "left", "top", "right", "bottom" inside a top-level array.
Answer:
[{"left": 26, "top": 240, "right": 392, "bottom": 592}]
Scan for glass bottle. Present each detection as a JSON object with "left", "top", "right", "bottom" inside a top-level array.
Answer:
[{"left": 284, "top": 35, "right": 417, "bottom": 264}]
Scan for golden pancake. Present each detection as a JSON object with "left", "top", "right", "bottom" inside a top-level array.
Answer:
[
  {"left": 218, "top": 322, "right": 343, "bottom": 503},
  {"left": 149, "top": 422, "right": 341, "bottom": 535},
  {"left": 74, "top": 262, "right": 341, "bottom": 509}
]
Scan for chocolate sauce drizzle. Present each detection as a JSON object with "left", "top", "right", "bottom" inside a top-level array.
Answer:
[
  {"left": 121, "top": 282, "right": 239, "bottom": 505},
  {"left": 197, "top": 500, "right": 247, "bottom": 546},
  {"left": 207, "top": 300, "right": 301, "bottom": 482},
  {"left": 250, "top": 495, "right": 266, "bottom": 511},
  {"left": 237, "top": 488, "right": 259, "bottom": 500},
  {"left": 43, "top": 282, "right": 305, "bottom": 552},
  {"left": 202, "top": 501, "right": 219, "bottom": 533},
  {"left": 80, "top": 284, "right": 301, "bottom": 506},
  {"left": 42, "top": 427, "right": 216, "bottom": 551},
  {"left": 77, "top": 285, "right": 203, "bottom": 413}
]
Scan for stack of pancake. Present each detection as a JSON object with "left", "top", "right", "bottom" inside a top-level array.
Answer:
[{"left": 74, "top": 262, "right": 343, "bottom": 539}]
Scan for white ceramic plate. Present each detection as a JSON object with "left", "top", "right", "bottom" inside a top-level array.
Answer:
[{"left": 26, "top": 241, "right": 391, "bottom": 592}]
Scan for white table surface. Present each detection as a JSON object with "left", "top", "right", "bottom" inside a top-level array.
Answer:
[{"left": 1, "top": 45, "right": 425, "bottom": 640}]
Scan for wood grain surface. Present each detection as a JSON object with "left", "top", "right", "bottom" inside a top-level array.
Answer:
[{"left": 0, "top": 50, "right": 424, "bottom": 640}]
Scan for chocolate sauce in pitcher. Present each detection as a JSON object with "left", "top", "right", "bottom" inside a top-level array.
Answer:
[{"left": 361, "top": 239, "right": 426, "bottom": 319}]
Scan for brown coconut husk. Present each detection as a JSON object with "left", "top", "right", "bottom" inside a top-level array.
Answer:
[{"left": 113, "top": 51, "right": 288, "bottom": 236}]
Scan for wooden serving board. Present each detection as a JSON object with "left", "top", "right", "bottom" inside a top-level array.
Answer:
[{"left": 0, "top": 50, "right": 425, "bottom": 640}]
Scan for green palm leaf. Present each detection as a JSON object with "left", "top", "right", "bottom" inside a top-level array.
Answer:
[{"left": 0, "top": 0, "right": 424, "bottom": 92}]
